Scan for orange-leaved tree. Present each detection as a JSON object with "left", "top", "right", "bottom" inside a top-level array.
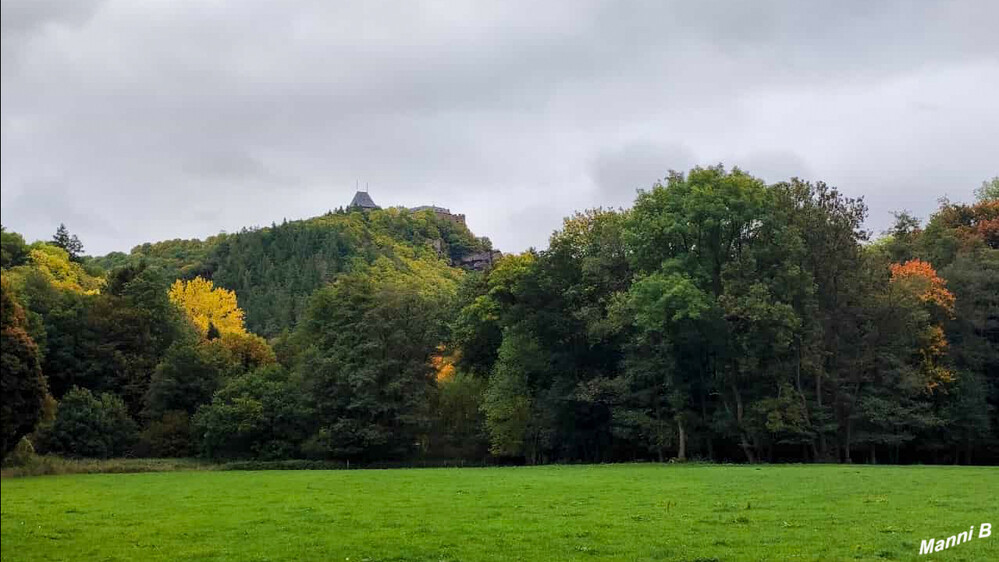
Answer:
[
  {"left": 889, "top": 259, "right": 955, "bottom": 316},
  {"left": 431, "top": 344, "right": 458, "bottom": 382},
  {"left": 889, "top": 259, "right": 956, "bottom": 391}
]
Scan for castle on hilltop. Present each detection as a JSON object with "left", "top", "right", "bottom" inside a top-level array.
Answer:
[
  {"left": 408, "top": 205, "right": 466, "bottom": 226},
  {"left": 349, "top": 190, "right": 379, "bottom": 210},
  {"left": 348, "top": 191, "right": 466, "bottom": 226},
  {"left": 347, "top": 190, "right": 498, "bottom": 270}
]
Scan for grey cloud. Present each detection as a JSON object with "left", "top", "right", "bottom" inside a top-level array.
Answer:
[
  {"left": 2, "top": 1, "right": 997, "bottom": 255},
  {"left": 589, "top": 141, "right": 696, "bottom": 208},
  {"left": 1, "top": 0, "right": 104, "bottom": 77},
  {"left": 5, "top": 178, "right": 119, "bottom": 251},
  {"left": 733, "top": 151, "right": 812, "bottom": 185},
  {"left": 0, "top": 0, "right": 103, "bottom": 34},
  {"left": 180, "top": 149, "right": 300, "bottom": 191}
]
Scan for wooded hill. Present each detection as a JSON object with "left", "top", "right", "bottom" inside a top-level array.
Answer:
[{"left": 90, "top": 207, "right": 493, "bottom": 336}]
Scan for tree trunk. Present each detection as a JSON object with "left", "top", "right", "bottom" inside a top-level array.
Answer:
[
  {"left": 793, "top": 342, "right": 819, "bottom": 462},
  {"left": 677, "top": 419, "right": 687, "bottom": 461},
  {"left": 731, "top": 382, "right": 755, "bottom": 463},
  {"left": 740, "top": 435, "right": 757, "bottom": 463},
  {"left": 816, "top": 369, "right": 826, "bottom": 460},
  {"left": 699, "top": 373, "right": 714, "bottom": 461},
  {"left": 843, "top": 420, "right": 852, "bottom": 463}
]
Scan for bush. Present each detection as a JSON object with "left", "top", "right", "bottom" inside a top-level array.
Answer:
[
  {"left": 140, "top": 411, "right": 193, "bottom": 457},
  {"left": 1, "top": 456, "right": 211, "bottom": 478},
  {"left": 3, "top": 436, "right": 36, "bottom": 467},
  {"left": 37, "top": 387, "right": 138, "bottom": 458},
  {"left": 193, "top": 365, "right": 312, "bottom": 459},
  {"left": 146, "top": 343, "right": 225, "bottom": 419}
]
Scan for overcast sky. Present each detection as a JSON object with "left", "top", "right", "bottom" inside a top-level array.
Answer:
[{"left": 2, "top": 0, "right": 997, "bottom": 255}]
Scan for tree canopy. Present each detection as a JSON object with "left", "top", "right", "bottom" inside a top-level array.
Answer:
[{"left": 2, "top": 170, "right": 996, "bottom": 465}]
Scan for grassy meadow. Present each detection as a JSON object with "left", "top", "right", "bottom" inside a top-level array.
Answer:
[{"left": 2, "top": 464, "right": 997, "bottom": 561}]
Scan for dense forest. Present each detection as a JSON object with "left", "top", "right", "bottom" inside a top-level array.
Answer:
[
  {"left": 91, "top": 207, "right": 492, "bottom": 336},
  {"left": 2, "top": 167, "right": 997, "bottom": 466}
]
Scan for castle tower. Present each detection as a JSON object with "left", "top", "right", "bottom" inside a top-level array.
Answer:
[{"left": 349, "top": 190, "right": 380, "bottom": 210}]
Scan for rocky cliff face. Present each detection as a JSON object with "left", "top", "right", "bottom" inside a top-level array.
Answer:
[{"left": 457, "top": 249, "right": 502, "bottom": 271}]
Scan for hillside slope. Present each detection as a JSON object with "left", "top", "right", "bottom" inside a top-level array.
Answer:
[{"left": 92, "top": 207, "right": 494, "bottom": 336}]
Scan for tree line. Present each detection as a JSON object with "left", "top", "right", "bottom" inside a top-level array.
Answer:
[{"left": 2, "top": 168, "right": 996, "bottom": 465}]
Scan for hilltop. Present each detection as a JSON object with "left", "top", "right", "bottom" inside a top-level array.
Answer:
[{"left": 91, "top": 193, "right": 498, "bottom": 336}]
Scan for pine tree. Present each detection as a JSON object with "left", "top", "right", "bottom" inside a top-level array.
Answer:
[{"left": 51, "top": 223, "right": 84, "bottom": 262}]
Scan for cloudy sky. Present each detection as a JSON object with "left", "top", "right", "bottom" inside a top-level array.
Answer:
[{"left": 2, "top": 0, "right": 997, "bottom": 255}]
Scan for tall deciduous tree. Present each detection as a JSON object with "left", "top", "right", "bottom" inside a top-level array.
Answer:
[
  {"left": 193, "top": 364, "right": 312, "bottom": 459},
  {"left": 1, "top": 276, "right": 48, "bottom": 459},
  {"left": 1, "top": 226, "right": 29, "bottom": 269},
  {"left": 297, "top": 265, "right": 453, "bottom": 460},
  {"left": 975, "top": 176, "right": 999, "bottom": 202},
  {"left": 482, "top": 327, "right": 546, "bottom": 460},
  {"left": 169, "top": 276, "right": 246, "bottom": 337}
]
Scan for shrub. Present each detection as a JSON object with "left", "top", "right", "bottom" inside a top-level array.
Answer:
[
  {"left": 2, "top": 436, "right": 36, "bottom": 467},
  {"left": 146, "top": 343, "right": 225, "bottom": 419},
  {"left": 140, "top": 411, "right": 193, "bottom": 457},
  {"left": 1, "top": 456, "right": 211, "bottom": 478},
  {"left": 193, "top": 365, "right": 312, "bottom": 459},
  {"left": 38, "top": 387, "right": 138, "bottom": 458}
]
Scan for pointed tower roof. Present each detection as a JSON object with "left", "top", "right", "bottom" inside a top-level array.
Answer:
[{"left": 349, "top": 191, "right": 379, "bottom": 210}]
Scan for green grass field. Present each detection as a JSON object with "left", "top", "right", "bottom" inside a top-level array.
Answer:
[{"left": 2, "top": 464, "right": 996, "bottom": 561}]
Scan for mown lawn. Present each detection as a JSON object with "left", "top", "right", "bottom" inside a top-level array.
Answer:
[{"left": 2, "top": 464, "right": 996, "bottom": 561}]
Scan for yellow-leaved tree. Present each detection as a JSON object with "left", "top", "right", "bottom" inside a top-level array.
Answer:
[
  {"left": 169, "top": 277, "right": 276, "bottom": 369},
  {"left": 168, "top": 277, "right": 246, "bottom": 337},
  {"left": 431, "top": 344, "right": 458, "bottom": 382},
  {"left": 7, "top": 245, "right": 104, "bottom": 295}
]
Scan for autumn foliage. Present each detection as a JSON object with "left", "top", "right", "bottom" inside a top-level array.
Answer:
[
  {"left": 928, "top": 199, "right": 999, "bottom": 251},
  {"left": 3, "top": 171, "right": 998, "bottom": 466},
  {"left": 431, "top": 345, "right": 458, "bottom": 382},
  {"left": 889, "top": 259, "right": 955, "bottom": 316},
  {"left": 889, "top": 260, "right": 957, "bottom": 391},
  {"left": 168, "top": 277, "right": 246, "bottom": 337},
  {"left": 1, "top": 276, "right": 49, "bottom": 458}
]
